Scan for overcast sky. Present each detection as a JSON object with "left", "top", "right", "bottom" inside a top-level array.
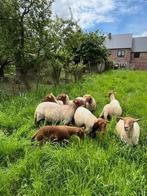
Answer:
[{"left": 52, "top": 0, "right": 147, "bottom": 36}]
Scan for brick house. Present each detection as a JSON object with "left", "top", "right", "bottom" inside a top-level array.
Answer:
[{"left": 105, "top": 33, "right": 147, "bottom": 70}]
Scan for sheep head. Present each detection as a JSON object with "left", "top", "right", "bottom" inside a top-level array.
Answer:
[
  {"left": 119, "top": 117, "right": 140, "bottom": 132},
  {"left": 92, "top": 118, "right": 109, "bottom": 135},
  {"left": 85, "top": 96, "right": 92, "bottom": 104},
  {"left": 73, "top": 98, "right": 85, "bottom": 107},
  {"left": 108, "top": 90, "right": 116, "bottom": 97},
  {"left": 57, "top": 93, "right": 68, "bottom": 104},
  {"left": 42, "top": 92, "right": 56, "bottom": 102}
]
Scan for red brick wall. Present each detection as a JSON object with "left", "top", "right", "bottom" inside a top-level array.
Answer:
[
  {"left": 130, "top": 52, "right": 147, "bottom": 70},
  {"left": 108, "top": 49, "right": 147, "bottom": 70},
  {"left": 109, "top": 48, "right": 131, "bottom": 66}
]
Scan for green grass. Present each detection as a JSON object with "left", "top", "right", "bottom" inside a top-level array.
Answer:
[{"left": 0, "top": 70, "right": 147, "bottom": 196}]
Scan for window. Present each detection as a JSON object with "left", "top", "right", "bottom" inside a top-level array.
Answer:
[
  {"left": 117, "top": 50, "right": 125, "bottom": 57},
  {"left": 134, "top": 52, "right": 140, "bottom": 58}
]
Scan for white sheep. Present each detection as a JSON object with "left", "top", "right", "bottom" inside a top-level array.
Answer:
[
  {"left": 116, "top": 117, "right": 140, "bottom": 145},
  {"left": 34, "top": 99, "right": 84, "bottom": 127},
  {"left": 74, "top": 106, "right": 108, "bottom": 137},
  {"left": 100, "top": 91, "right": 122, "bottom": 120},
  {"left": 83, "top": 94, "right": 96, "bottom": 112}
]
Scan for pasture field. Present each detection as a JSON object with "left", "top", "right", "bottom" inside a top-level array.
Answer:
[{"left": 0, "top": 70, "right": 147, "bottom": 196}]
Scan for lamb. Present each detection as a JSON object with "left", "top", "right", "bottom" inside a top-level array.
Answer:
[
  {"left": 74, "top": 106, "right": 108, "bottom": 137},
  {"left": 42, "top": 92, "right": 63, "bottom": 105},
  {"left": 83, "top": 94, "right": 96, "bottom": 112},
  {"left": 100, "top": 91, "right": 122, "bottom": 120},
  {"left": 34, "top": 98, "right": 85, "bottom": 127},
  {"left": 116, "top": 117, "right": 140, "bottom": 145},
  {"left": 31, "top": 125, "right": 84, "bottom": 144}
]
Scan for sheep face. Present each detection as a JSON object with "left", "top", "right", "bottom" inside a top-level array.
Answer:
[
  {"left": 119, "top": 117, "right": 140, "bottom": 132},
  {"left": 73, "top": 99, "right": 85, "bottom": 107},
  {"left": 43, "top": 93, "right": 56, "bottom": 102},
  {"left": 85, "top": 96, "right": 92, "bottom": 104},
  {"left": 57, "top": 93, "right": 67, "bottom": 104},
  {"left": 92, "top": 118, "right": 108, "bottom": 135},
  {"left": 76, "top": 128, "right": 84, "bottom": 139}
]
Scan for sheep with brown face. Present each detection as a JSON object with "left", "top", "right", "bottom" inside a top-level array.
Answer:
[
  {"left": 116, "top": 117, "right": 140, "bottom": 145},
  {"left": 74, "top": 106, "right": 108, "bottom": 138},
  {"left": 31, "top": 125, "right": 84, "bottom": 144},
  {"left": 100, "top": 91, "right": 122, "bottom": 120}
]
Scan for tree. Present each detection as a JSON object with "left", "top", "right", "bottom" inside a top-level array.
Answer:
[
  {"left": 76, "top": 31, "right": 108, "bottom": 72},
  {"left": 43, "top": 17, "right": 83, "bottom": 85},
  {"left": 0, "top": 0, "right": 54, "bottom": 89}
]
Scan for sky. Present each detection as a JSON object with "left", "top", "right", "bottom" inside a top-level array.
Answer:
[{"left": 52, "top": 0, "right": 147, "bottom": 36}]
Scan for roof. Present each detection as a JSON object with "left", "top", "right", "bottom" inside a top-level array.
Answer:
[
  {"left": 105, "top": 33, "right": 133, "bottom": 49},
  {"left": 132, "top": 37, "right": 147, "bottom": 52}
]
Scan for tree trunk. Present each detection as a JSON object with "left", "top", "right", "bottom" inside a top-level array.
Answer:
[
  {"left": 51, "top": 66, "right": 61, "bottom": 86},
  {"left": 0, "top": 60, "right": 11, "bottom": 78},
  {"left": 0, "top": 65, "right": 4, "bottom": 78},
  {"left": 88, "top": 61, "right": 91, "bottom": 73}
]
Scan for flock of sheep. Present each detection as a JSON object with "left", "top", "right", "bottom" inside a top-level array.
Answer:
[{"left": 32, "top": 91, "right": 141, "bottom": 146}]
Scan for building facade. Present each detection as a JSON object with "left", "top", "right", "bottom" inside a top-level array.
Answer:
[{"left": 105, "top": 33, "right": 147, "bottom": 70}]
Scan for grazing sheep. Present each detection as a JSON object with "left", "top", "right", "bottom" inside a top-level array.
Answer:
[
  {"left": 34, "top": 98, "right": 85, "bottom": 127},
  {"left": 42, "top": 93, "right": 63, "bottom": 105},
  {"left": 116, "top": 117, "right": 140, "bottom": 145},
  {"left": 100, "top": 91, "right": 122, "bottom": 120},
  {"left": 83, "top": 94, "right": 96, "bottom": 112},
  {"left": 74, "top": 106, "right": 108, "bottom": 137},
  {"left": 31, "top": 125, "right": 84, "bottom": 144}
]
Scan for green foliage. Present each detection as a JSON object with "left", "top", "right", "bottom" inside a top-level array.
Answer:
[
  {"left": 0, "top": 0, "right": 53, "bottom": 85},
  {"left": 0, "top": 70, "right": 146, "bottom": 195},
  {"left": 78, "top": 31, "right": 108, "bottom": 70},
  {"left": 0, "top": 1, "right": 108, "bottom": 86},
  {"left": 69, "top": 61, "right": 85, "bottom": 82}
]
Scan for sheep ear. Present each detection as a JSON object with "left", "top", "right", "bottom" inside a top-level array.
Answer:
[{"left": 134, "top": 119, "right": 141, "bottom": 122}]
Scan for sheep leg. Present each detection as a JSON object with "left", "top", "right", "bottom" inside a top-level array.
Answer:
[
  {"left": 63, "top": 119, "right": 71, "bottom": 125},
  {"left": 99, "top": 110, "right": 104, "bottom": 118},
  {"left": 104, "top": 111, "right": 109, "bottom": 121}
]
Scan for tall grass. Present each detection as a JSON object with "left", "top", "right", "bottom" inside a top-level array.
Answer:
[{"left": 0, "top": 70, "right": 146, "bottom": 196}]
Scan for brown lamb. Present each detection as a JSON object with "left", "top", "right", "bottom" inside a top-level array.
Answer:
[{"left": 31, "top": 125, "right": 84, "bottom": 144}]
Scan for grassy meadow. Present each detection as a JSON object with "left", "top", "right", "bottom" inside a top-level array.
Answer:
[{"left": 0, "top": 70, "right": 147, "bottom": 196}]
